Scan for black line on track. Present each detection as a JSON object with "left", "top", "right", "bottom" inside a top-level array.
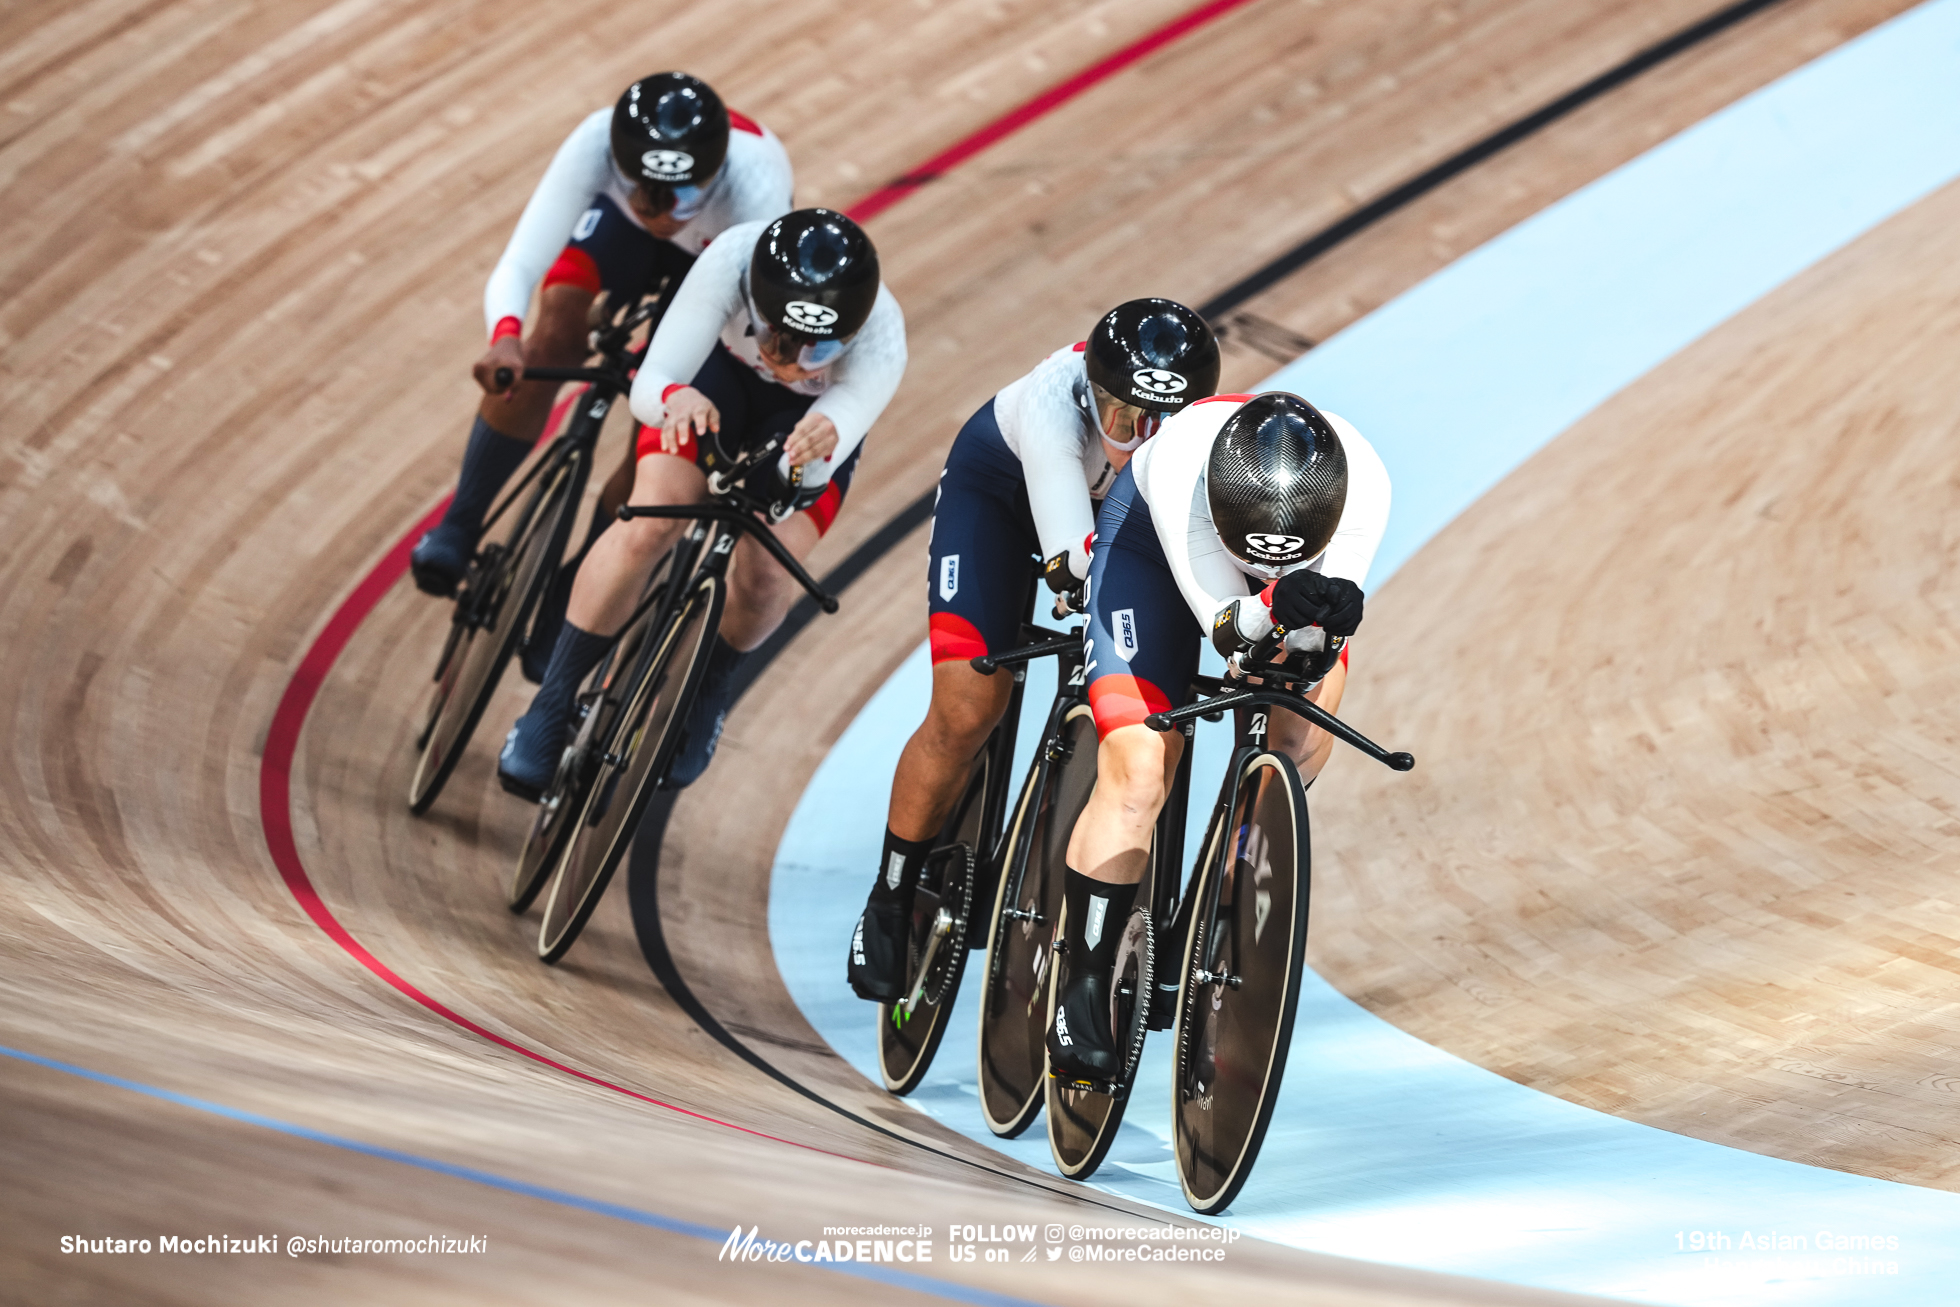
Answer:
[
  {"left": 625, "top": 502, "right": 1144, "bottom": 1213},
  {"left": 1199, "top": 0, "right": 1790, "bottom": 320},
  {"left": 628, "top": 0, "right": 1789, "bottom": 1186}
]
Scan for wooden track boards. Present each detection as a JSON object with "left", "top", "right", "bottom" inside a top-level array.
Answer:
[
  {"left": 0, "top": 0, "right": 1933, "bottom": 1299},
  {"left": 1311, "top": 176, "right": 1960, "bottom": 1191}
]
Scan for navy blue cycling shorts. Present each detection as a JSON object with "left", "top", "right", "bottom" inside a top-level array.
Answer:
[
  {"left": 545, "top": 193, "right": 697, "bottom": 303},
  {"left": 635, "top": 343, "right": 860, "bottom": 536},
  {"left": 926, "top": 399, "right": 1039, "bottom": 664},
  {"left": 1083, "top": 463, "right": 1204, "bottom": 739}
]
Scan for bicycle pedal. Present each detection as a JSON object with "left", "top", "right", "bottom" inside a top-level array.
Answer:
[{"left": 1049, "top": 1071, "right": 1125, "bottom": 1100}]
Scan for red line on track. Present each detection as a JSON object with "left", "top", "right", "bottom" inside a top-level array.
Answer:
[
  {"left": 846, "top": 0, "right": 1263, "bottom": 222},
  {"left": 258, "top": 0, "right": 1247, "bottom": 1153}
]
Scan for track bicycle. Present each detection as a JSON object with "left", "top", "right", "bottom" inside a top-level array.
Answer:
[
  {"left": 509, "top": 438, "right": 838, "bottom": 964},
  {"left": 969, "top": 628, "right": 1097, "bottom": 1136},
  {"left": 872, "top": 597, "right": 1082, "bottom": 1095},
  {"left": 1038, "top": 632, "right": 1413, "bottom": 1212},
  {"left": 406, "top": 289, "right": 668, "bottom": 813}
]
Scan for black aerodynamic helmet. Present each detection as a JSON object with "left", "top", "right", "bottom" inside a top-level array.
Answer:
[
  {"left": 611, "top": 72, "right": 729, "bottom": 189},
  {"left": 1085, "top": 298, "right": 1221, "bottom": 414},
  {"left": 1207, "top": 392, "right": 1348, "bottom": 575},
  {"left": 749, "top": 208, "right": 881, "bottom": 342}
]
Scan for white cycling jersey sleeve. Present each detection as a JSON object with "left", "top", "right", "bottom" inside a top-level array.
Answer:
[
  {"left": 1133, "top": 400, "right": 1391, "bottom": 651},
  {"left": 627, "top": 221, "right": 756, "bottom": 420},
  {"left": 483, "top": 110, "right": 612, "bottom": 335},
  {"left": 481, "top": 111, "right": 793, "bottom": 337},
  {"left": 994, "top": 344, "right": 1111, "bottom": 579},
  {"left": 628, "top": 221, "right": 909, "bottom": 489}
]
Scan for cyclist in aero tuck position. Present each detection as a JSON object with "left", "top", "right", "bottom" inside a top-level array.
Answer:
[
  {"left": 845, "top": 299, "right": 1220, "bottom": 1002},
  {"left": 496, "top": 207, "right": 907, "bottom": 798},
  {"left": 409, "top": 72, "right": 792, "bottom": 612},
  {"left": 1046, "top": 391, "right": 1390, "bottom": 1081}
]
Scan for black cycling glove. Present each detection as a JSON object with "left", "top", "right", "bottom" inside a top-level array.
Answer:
[
  {"left": 1041, "top": 549, "right": 1088, "bottom": 616},
  {"left": 1269, "top": 570, "right": 1364, "bottom": 638}
]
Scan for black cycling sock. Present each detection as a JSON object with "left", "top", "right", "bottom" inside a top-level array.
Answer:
[
  {"left": 695, "top": 635, "right": 747, "bottom": 710},
  {"left": 868, "top": 827, "right": 935, "bottom": 909},
  {"left": 528, "top": 621, "right": 611, "bottom": 726},
  {"left": 441, "top": 416, "right": 531, "bottom": 538},
  {"left": 1061, "top": 867, "right": 1138, "bottom": 978}
]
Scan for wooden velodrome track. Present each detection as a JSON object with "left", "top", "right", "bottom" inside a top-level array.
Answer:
[{"left": 0, "top": 0, "right": 1939, "bottom": 1301}]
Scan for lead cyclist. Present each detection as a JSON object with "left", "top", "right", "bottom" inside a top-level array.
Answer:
[
  {"left": 409, "top": 72, "right": 792, "bottom": 616},
  {"left": 846, "top": 299, "right": 1220, "bottom": 1002},
  {"left": 1046, "top": 391, "right": 1391, "bottom": 1082}
]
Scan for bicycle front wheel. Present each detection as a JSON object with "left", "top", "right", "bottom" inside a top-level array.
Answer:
[
  {"left": 977, "top": 702, "right": 1096, "bottom": 1138},
  {"left": 408, "top": 453, "right": 578, "bottom": 814},
  {"left": 536, "top": 574, "right": 720, "bottom": 963},
  {"left": 1172, "top": 750, "right": 1311, "bottom": 1214}
]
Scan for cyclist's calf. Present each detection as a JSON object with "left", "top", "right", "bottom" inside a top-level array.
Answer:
[
  {"left": 565, "top": 453, "right": 705, "bottom": 636},
  {"left": 1066, "top": 723, "right": 1184, "bottom": 885}
]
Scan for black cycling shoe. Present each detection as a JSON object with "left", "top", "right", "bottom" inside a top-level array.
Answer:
[
  {"left": 1047, "top": 962, "right": 1121, "bottom": 1082},
  {"left": 496, "top": 704, "right": 567, "bottom": 801},
  {"left": 409, "top": 522, "right": 473, "bottom": 597},
  {"left": 847, "top": 899, "right": 908, "bottom": 1003}
]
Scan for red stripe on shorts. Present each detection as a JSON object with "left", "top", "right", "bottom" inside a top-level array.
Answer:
[
  {"left": 803, "top": 481, "right": 843, "bottom": 537},
  {"left": 1087, "top": 673, "right": 1172, "bottom": 739},
  {"left": 543, "top": 247, "right": 602, "bottom": 295},
  {"left": 635, "top": 422, "right": 696, "bottom": 463},
  {"left": 929, "top": 612, "right": 988, "bottom": 665}
]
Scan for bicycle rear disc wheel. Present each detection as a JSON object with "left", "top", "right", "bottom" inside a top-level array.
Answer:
[
  {"left": 977, "top": 703, "right": 1096, "bottom": 1137},
  {"left": 1172, "top": 751, "right": 1310, "bottom": 1214},
  {"left": 408, "top": 457, "right": 577, "bottom": 814},
  {"left": 536, "top": 576, "right": 718, "bottom": 963},
  {"left": 877, "top": 756, "right": 988, "bottom": 1094},
  {"left": 507, "top": 606, "right": 654, "bottom": 914}
]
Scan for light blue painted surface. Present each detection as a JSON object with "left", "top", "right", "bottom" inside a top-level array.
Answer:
[{"left": 771, "top": 3, "right": 1960, "bottom": 1302}]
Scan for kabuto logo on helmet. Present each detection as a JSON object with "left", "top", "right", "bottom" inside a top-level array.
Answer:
[
  {"left": 640, "top": 149, "right": 695, "bottom": 181},
  {"left": 1243, "top": 532, "right": 1307, "bottom": 560},
  {"left": 783, "top": 301, "right": 841, "bottom": 333},
  {"left": 1131, "top": 368, "right": 1189, "bottom": 399}
]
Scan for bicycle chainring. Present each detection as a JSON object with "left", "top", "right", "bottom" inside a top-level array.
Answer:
[
  {"left": 918, "top": 843, "right": 976, "bottom": 1007},
  {"left": 1113, "top": 907, "right": 1154, "bottom": 1083}
]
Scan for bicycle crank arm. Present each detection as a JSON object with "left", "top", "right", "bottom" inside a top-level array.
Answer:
[{"left": 901, "top": 908, "right": 956, "bottom": 1016}]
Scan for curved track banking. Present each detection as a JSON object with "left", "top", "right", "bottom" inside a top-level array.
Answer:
[
  {"left": 772, "top": 13, "right": 1960, "bottom": 1301},
  {"left": 0, "top": 0, "right": 1930, "bottom": 1300}
]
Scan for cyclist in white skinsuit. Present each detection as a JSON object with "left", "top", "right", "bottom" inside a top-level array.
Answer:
[
  {"left": 409, "top": 72, "right": 792, "bottom": 600},
  {"left": 846, "top": 300, "right": 1220, "bottom": 1003},
  {"left": 498, "top": 208, "right": 907, "bottom": 800},
  {"left": 1048, "top": 390, "right": 1390, "bottom": 1080}
]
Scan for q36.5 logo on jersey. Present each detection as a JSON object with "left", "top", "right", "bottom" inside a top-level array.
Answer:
[
  {"left": 1130, "top": 368, "right": 1188, "bottom": 399},
  {"left": 783, "top": 301, "right": 841, "bottom": 333},
  {"left": 1242, "top": 532, "right": 1307, "bottom": 560},
  {"left": 640, "top": 149, "right": 695, "bottom": 181}
]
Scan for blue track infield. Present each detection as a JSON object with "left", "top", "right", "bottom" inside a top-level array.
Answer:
[{"left": 769, "top": 2, "right": 1960, "bottom": 1303}]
